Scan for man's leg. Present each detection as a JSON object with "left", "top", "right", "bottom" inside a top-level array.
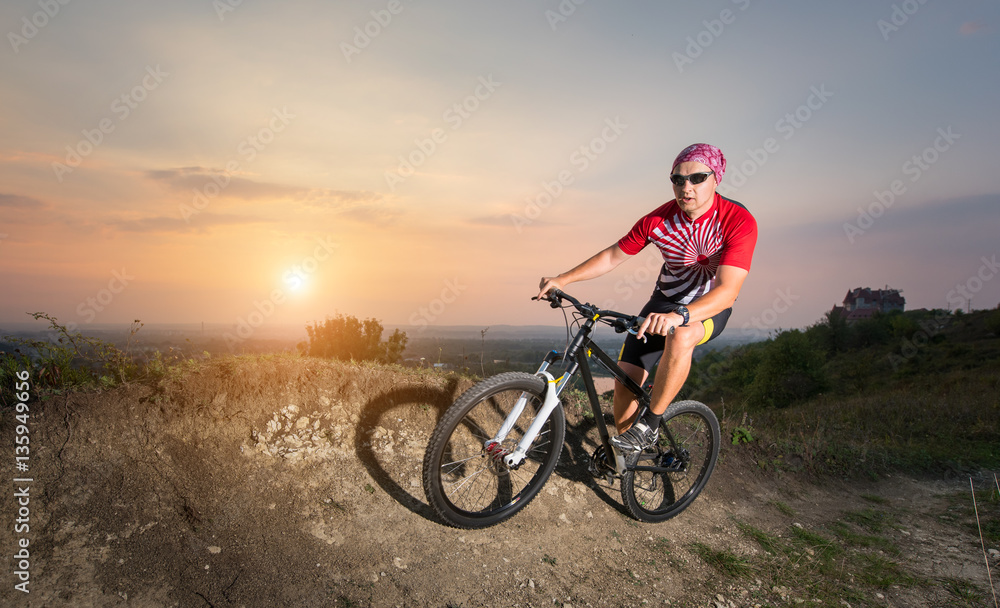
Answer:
[
  {"left": 612, "top": 362, "right": 648, "bottom": 433},
  {"left": 611, "top": 323, "right": 705, "bottom": 452},
  {"left": 647, "top": 323, "right": 705, "bottom": 416}
]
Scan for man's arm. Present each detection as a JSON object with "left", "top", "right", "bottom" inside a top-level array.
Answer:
[
  {"left": 686, "top": 264, "right": 749, "bottom": 323},
  {"left": 636, "top": 264, "right": 749, "bottom": 339},
  {"left": 537, "top": 244, "right": 632, "bottom": 298}
]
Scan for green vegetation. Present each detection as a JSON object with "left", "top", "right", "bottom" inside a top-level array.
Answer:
[
  {"left": 0, "top": 311, "right": 409, "bottom": 406},
  {"left": 1, "top": 313, "right": 158, "bottom": 403},
  {"left": 686, "top": 307, "right": 1000, "bottom": 476},
  {"left": 696, "top": 514, "right": 943, "bottom": 606},
  {"left": 301, "top": 314, "right": 407, "bottom": 364}
]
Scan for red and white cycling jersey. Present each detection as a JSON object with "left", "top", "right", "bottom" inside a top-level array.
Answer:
[{"left": 617, "top": 193, "right": 757, "bottom": 305}]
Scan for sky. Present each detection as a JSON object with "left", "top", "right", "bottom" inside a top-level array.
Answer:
[{"left": 2, "top": 0, "right": 999, "bottom": 342}]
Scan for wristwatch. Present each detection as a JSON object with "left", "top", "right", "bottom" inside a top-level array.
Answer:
[{"left": 674, "top": 305, "right": 690, "bottom": 326}]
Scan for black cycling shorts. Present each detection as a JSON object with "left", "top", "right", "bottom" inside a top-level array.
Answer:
[{"left": 618, "top": 291, "right": 732, "bottom": 372}]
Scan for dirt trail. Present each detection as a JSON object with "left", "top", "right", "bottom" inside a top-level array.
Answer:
[{"left": 1, "top": 360, "right": 995, "bottom": 607}]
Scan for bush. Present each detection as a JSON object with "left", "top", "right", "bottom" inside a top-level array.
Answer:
[
  {"left": 1, "top": 314, "right": 145, "bottom": 395},
  {"left": 987, "top": 309, "right": 1000, "bottom": 336},
  {"left": 302, "top": 314, "right": 407, "bottom": 364},
  {"left": 746, "top": 330, "right": 828, "bottom": 409}
]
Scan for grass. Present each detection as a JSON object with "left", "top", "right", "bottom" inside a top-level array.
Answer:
[
  {"left": 688, "top": 542, "right": 753, "bottom": 578},
  {"left": 715, "top": 513, "right": 930, "bottom": 607},
  {"left": 694, "top": 309, "right": 1000, "bottom": 478}
]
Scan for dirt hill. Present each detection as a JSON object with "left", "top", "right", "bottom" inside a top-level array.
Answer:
[{"left": 1, "top": 356, "right": 996, "bottom": 607}]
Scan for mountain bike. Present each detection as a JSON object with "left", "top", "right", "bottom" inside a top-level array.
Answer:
[{"left": 422, "top": 289, "right": 721, "bottom": 529}]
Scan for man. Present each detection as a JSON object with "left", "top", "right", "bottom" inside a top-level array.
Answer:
[{"left": 537, "top": 143, "right": 757, "bottom": 453}]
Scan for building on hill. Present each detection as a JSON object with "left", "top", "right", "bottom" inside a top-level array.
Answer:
[{"left": 830, "top": 286, "right": 905, "bottom": 322}]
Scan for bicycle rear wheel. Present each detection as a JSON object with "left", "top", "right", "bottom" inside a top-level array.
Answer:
[
  {"left": 621, "top": 400, "right": 720, "bottom": 523},
  {"left": 422, "top": 372, "right": 565, "bottom": 529}
]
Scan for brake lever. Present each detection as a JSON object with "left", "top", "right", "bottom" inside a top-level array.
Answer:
[{"left": 626, "top": 316, "right": 648, "bottom": 343}]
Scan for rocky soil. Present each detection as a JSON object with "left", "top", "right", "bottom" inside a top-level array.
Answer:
[{"left": 1, "top": 358, "right": 996, "bottom": 607}]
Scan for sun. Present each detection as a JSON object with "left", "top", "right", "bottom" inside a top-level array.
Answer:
[{"left": 283, "top": 269, "right": 307, "bottom": 293}]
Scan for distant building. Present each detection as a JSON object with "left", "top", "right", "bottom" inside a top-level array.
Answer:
[{"left": 831, "top": 286, "right": 905, "bottom": 322}]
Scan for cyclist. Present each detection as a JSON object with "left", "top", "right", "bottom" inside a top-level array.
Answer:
[{"left": 537, "top": 143, "right": 757, "bottom": 453}]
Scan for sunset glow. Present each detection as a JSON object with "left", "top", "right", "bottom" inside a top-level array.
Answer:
[{"left": 2, "top": 2, "right": 999, "bottom": 337}]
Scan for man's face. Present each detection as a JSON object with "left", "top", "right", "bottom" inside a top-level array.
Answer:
[{"left": 671, "top": 160, "right": 717, "bottom": 219}]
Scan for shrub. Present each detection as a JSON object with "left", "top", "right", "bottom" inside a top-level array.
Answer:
[
  {"left": 302, "top": 314, "right": 407, "bottom": 364},
  {"left": 746, "top": 329, "right": 828, "bottom": 409}
]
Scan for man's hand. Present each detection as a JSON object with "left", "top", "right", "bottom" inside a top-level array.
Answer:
[
  {"left": 537, "top": 277, "right": 563, "bottom": 300},
  {"left": 636, "top": 311, "right": 685, "bottom": 340}
]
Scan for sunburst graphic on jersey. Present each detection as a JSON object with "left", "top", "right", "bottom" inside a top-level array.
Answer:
[{"left": 649, "top": 210, "right": 723, "bottom": 300}]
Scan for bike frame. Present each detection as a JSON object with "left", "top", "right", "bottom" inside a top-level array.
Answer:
[{"left": 493, "top": 307, "right": 679, "bottom": 476}]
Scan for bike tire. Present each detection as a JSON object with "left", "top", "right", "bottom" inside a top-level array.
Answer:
[
  {"left": 620, "top": 400, "right": 720, "bottom": 523},
  {"left": 422, "top": 372, "right": 565, "bottom": 529}
]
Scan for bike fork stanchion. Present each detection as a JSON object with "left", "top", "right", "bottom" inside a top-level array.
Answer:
[
  {"left": 503, "top": 371, "right": 561, "bottom": 468},
  {"left": 486, "top": 352, "right": 562, "bottom": 455}
]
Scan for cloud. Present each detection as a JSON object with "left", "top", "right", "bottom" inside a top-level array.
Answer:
[
  {"left": 959, "top": 22, "right": 987, "bottom": 36},
  {"left": 0, "top": 193, "right": 46, "bottom": 209},
  {"left": 145, "top": 167, "right": 297, "bottom": 200},
  {"left": 110, "top": 213, "right": 268, "bottom": 233},
  {"left": 146, "top": 167, "right": 385, "bottom": 213},
  {"left": 466, "top": 213, "right": 563, "bottom": 229}
]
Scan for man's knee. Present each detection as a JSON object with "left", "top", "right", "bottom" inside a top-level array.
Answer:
[{"left": 667, "top": 325, "right": 705, "bottom": 353}]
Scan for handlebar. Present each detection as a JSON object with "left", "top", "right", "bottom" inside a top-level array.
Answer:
[{"left": 536, "top": 289, "right": 645, "bottom": 336}]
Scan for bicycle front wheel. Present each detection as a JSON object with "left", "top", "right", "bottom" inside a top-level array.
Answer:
[
  {"left": 422, "top": 372, "right": 565, "bottom": 529},
  {"left": 621, "top": 400, "right": 720, "bottom": 523}
]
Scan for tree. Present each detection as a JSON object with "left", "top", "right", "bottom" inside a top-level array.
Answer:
[{"left": 303, "top": 314, "right": 407, "bottom": 364}]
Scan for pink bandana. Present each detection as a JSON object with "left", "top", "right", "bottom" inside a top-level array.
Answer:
[{"left": 671, "top": 143, "right": 726, "bottom": 185}]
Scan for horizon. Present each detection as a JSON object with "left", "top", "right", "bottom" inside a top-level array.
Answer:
[{"left": 2, "top": 2, "right": 999, "bottom": 341}]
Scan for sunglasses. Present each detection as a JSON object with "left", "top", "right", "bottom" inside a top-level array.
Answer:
[{"left": 669, "top": 171, "right": 714, "bottom": 186}]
